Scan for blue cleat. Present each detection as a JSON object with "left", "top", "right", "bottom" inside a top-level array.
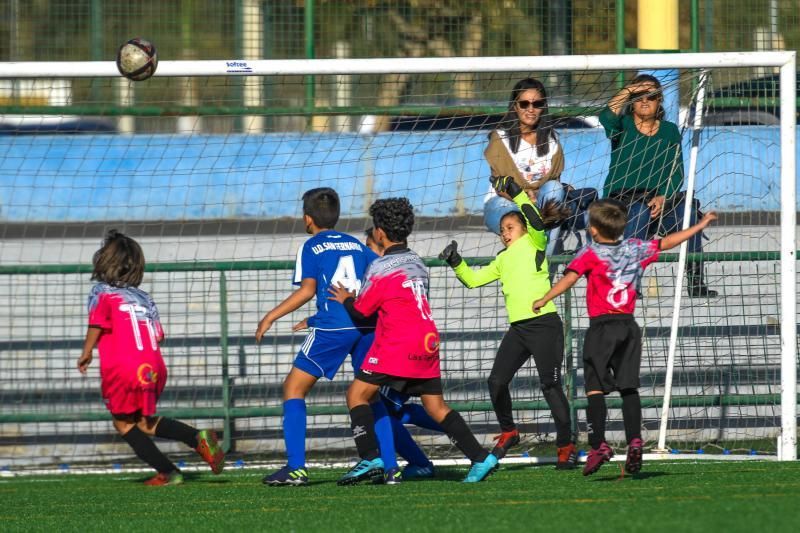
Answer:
[
  {"left": 378, "top": 466, "right": 403, "bottom": 485},
  {"left": 262, "top": 465, "right": 309, "bottom": 486},
  {"left": 402, "top": 463, "right": 436, "bottom": 480},
  {"left": 463, "top": 453, "right": 499, "bottom": 483},
  {"left": 337, "top": 458, "right": 384, "bottom": 486}
]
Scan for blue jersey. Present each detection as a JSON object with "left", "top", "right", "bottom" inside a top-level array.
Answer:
[{"left": 293, "top": 230, "right": 374, "bottom": 330}]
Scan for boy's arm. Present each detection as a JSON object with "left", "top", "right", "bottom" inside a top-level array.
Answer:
[
  {"left": 439, "top": 240, "right": 500, "bottom": 288},
  {"left": 532, "top": 271, "right": 580, "bottom": 313},
  {"left": 77, "top": 326, "right": 102, "bottom": 374},
  {"left": 255, "top": 278, "right": 316, "bottom": 342},
  {"left": 659, "top": 212, "right": 717, "bottom": 251},
  {"left": 327, "top": 283, "right": 372, "bottom": 324}
]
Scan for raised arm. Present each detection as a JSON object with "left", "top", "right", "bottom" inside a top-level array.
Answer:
[
  {"left": 439, "top": 240, "right": 501, "bottom": 288},
  {"left": 660, "top": 212, "right": 717, "bottom": 251}
]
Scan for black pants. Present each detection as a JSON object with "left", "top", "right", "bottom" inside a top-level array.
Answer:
[{"left": 488, "top": 313, "right": 571, "bottom": 444}]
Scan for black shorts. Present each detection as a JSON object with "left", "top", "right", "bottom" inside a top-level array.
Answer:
[
  {"left": 356, "top": 370, "right": 443, "bottom": 397},
  {"left": 582, "top": 314, "right": 641, "bottom": 394}
]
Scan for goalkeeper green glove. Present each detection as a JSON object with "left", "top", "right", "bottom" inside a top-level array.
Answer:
[
  {"left": 438, "top": 240, "right": 463, "bottom": 268},
  {"left": 490, "top": 175, "right": 523, "bottom": 198}
]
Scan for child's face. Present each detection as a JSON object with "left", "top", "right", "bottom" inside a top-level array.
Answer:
[
  {"left": 499, "top": 215, "right": 526, "bottom": 247},
  {"left": 365, "top": 234, "right": 383, "bottom": 256}
]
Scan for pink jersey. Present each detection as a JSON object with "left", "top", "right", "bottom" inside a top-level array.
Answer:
[
  {"left": 354, "top": 248, "right": 440, "bottom": 379},
  {"left": 87, "top": 283, "right": 166, "bottom": 415},
  {"left": 566, "top": 239, "right": 661, "bottom": 318}
]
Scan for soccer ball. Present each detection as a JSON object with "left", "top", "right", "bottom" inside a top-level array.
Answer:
[{"left": 116, "top": 38, "right": 158, "bottom": 81}]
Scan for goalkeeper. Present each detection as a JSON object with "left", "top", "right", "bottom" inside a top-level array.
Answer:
[{"left": 439, "top": 176, "right": 576, "bottom": 469}]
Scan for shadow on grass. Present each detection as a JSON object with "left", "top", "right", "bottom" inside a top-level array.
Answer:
[
  {"left": 590, "top": 470, "right": 669, "bottom": 482},
  {"left": 129, "top": 471, "right": 232, "bottom": 485}
]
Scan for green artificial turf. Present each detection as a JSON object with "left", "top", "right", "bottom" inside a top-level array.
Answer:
[{"left": 3, "top": 461, "right": 800, "bottom": 532}]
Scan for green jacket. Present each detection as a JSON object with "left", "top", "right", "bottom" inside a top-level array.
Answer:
[
  {"left": 599, "top": 106, "right": 684, "bottom": 198},
  {"left": 452, "top": 191, "right": 557, "bottom": 323}
]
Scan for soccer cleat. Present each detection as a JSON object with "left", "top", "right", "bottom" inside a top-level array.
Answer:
[
  {"left": 490, "top": 429, "right": 520, "bottom": 459},
  {"left": 556, "top": 442, "right": 578, "bottom": 470},
  {"left": 463, "top": 453, "right": 499, "bottom": 483},
  {"left": 625, "top": 437, "right": 644, "bottom": 474},
  {"left": 196, "top": 429, "right": 225, "bottom": 474},
  {"left": 262, "top": 465, "right": 309, "bottom": 486},
  {"left": 379, "top": 466, "right": 403, "bottom": 485},
  {"left": 402, "top": 463, "right": 436, "bottom": 480},
  {"left": 337, "top": 458, "right": 384, "bottom": 486},
  {"left": 582, "top": 442, "right": 614, "bottom": 476},
  {"left": 143, "top": 470, "right": 184, "bottom": 486}
]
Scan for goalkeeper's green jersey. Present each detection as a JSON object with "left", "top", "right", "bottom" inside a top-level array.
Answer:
[{"left": 453, "top": 191, "right": 557, "bottom": 323}]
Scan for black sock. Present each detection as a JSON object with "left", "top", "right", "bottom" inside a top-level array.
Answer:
[
  {"left": 349, "top": 404, "right": 379, "bottom": 461},
  {"left": 586, "top": 394, "right": 607, "bottom": 449},
  {"left": 440, "top": 410, "right": 488, "bottom": 463},
  {"left": 154, "top": 417, "right": 199, "bottom": 449},
  {"left": 542, "top": 384, "right": 573, "bottom": 447},
  {"left": 620, "top": 389, "right": 642, "bottom": 443},
  {"left": 121, "top": 426, "right": 177, "bottom": 474}
]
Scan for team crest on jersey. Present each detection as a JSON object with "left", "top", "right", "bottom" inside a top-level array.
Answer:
[
  {"left": 424, "top": 332, "right": 440, "bottom": 354},
  {"left": 368, "top": 357, "right": 379, "bottom": 365},
  {"left": 137, "top": 363, "right": 159, "bottom": 385}
]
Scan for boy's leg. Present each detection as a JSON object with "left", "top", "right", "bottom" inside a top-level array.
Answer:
[
  {"left": 487, "top": 328, "right": 530, "bottom": 457},
  {"left": 585, "top": 392, "right": 608, "bottom": 449},
  {"left": 399, "top": 403, "right": 443, "bottom": 432},
  {"left": 582, "top": 391, "right": 614, "bottom": 477},
  {"left": 371, "top": 400, "right": 400, "bottom": 480},
  {"left": 338, "top": 378, "right": 385, "bottom": 485},
  {"left": 621, "top": 388, "right": 644, "bottom": 473},
  {"left": 422, "top": 395, "right": 498, "bottom": 483},
  {"left": 149, "top": 416, "right": 198, "bottom": 447},
  {"left": 282, "top": 368, "right": 318, "bottom": 469},
  {"left": 147, "top": 416, "right": 225, "bottom": 475},
  {"left": 390, "top": 416, "right": 434, "bottom": 469},
  {"left": 422, "top": 395, "right": 488, "bottom": 464},
  {"left": 114, "top": 415, "right": 181, "bottom": 483}
]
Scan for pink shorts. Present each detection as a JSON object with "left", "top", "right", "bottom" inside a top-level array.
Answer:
[{"left": 100, "top": 357, "right": 167, "bottom": 416}]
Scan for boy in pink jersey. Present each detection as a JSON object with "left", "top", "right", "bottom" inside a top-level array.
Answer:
[
  {"left": 329, "top": 198, "right": 498, "bottom": 484},
  {"left": 77, "top": 230, "right": 224, "bottom": 485},
  {"left": 533, "top": 199, "right": 717, "bottom": 476}
]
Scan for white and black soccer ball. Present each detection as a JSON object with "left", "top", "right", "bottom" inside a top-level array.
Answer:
[{"left": 116, "top": 38, "right": 158, "bottom": 81}]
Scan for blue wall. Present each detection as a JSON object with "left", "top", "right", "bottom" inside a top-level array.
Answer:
[{"left": 0, "top": 127, "right": 794, "bottom": 222}]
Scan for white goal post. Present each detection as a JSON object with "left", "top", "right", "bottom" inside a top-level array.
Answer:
[{"left": 0, "top": 51, "right": 795, "bottom": 462}]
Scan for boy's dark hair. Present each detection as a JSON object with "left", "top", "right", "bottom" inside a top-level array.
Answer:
[
  {"left": 92, "top": 229, "right": 145, "bottom": 287},
  {"left": 370, "top": 197, "right": 414, "bottom": 243},
  {"left": 302, "top": 187, "right": 340, "bottom": 229},
  {"left": 588, "top": 199, "right": 628, "bottom": 241},
  {"left": 364, "top": 226, "right": 374, "bottom": 240}
]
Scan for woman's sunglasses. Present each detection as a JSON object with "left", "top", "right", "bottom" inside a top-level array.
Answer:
[
  {"left": 630, "top": 91, "right": 661, "bottom": 102},
  {"left": 516, "top": 99, "right": 546, "bottom": 110}
]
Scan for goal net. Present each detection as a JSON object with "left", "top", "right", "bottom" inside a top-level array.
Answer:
[{"left": 0, "top": 52, "right": 795, "bottom": 470}]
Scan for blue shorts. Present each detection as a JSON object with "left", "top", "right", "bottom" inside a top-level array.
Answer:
[
  {"left": 349, "top": 331, "right": 375, "bottom": 373},
  {"left": 379, "top": 385, "right": 411, "bottom": 415},
  {"left": 294, "top": 328, "right": 366, "bottom": 380}
]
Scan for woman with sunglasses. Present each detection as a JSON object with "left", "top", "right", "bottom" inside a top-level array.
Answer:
[
  {"left": 600, "top": 73, "right": 716, "bottom": 297},
  {"left": 483, "top": 78, "right": 567, "bottom": 256}
]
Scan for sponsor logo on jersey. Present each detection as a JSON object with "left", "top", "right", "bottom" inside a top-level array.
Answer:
[
  {"left": 368, "top": 357, "right": 379, "bottom": 365},
  {"left": 137, "top": 363, "right": 159, "bottom": 385}
]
